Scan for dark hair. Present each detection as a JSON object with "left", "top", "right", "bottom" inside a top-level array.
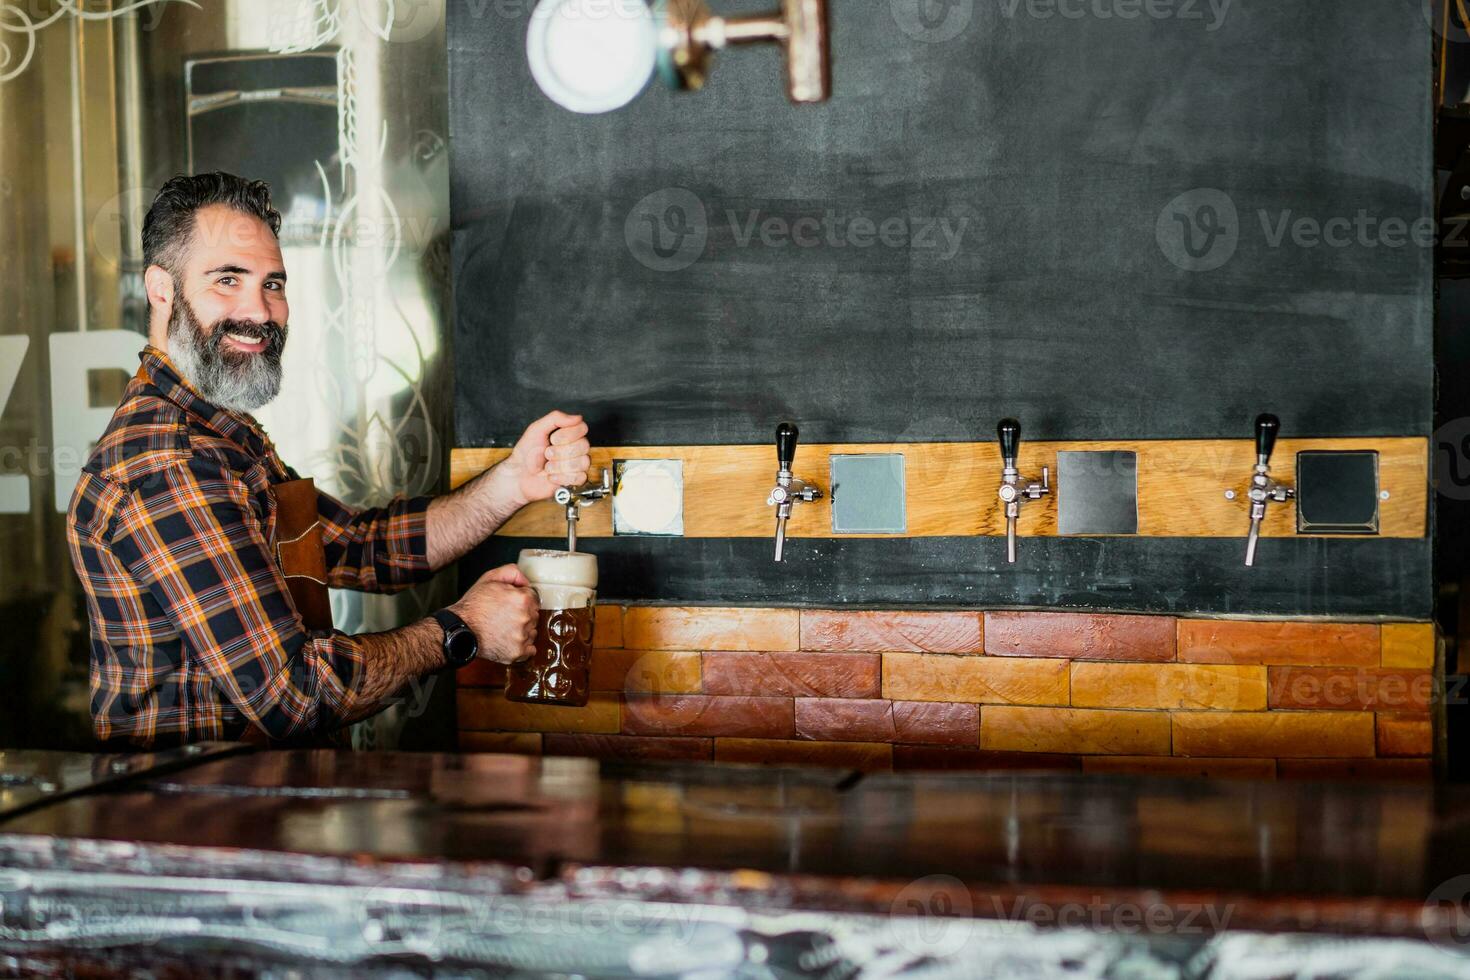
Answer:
[{"left": 141, "top": 172, "right": 282, "bottom": 275}]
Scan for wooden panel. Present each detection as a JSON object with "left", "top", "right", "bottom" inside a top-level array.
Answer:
[{"left": 451, "top": 437, "right": 1426, "bottom": 539}]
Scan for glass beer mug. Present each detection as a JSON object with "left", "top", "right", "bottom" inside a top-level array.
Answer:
[{"left": 504, "top": 549, "right": 597, "bottom": 707}]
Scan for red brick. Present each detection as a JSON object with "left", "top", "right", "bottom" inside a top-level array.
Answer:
[
  {"left": 623, "top": 607, "right": 798, "bottom": 651},
  {"left": 457, "top": 659, "right": 507, "bottom": 688},
  {"left": 893, "top": 701, "right": 980, "bottom": 746},
  {"left": 982, "top": 706, "right": 1171, "bottom": 755},
  {"left": 702, "top": 651, "right": 881, "bottom": 698},
  {"left": 883, "top": 652, "right": 1069, "bottom": 704},
  {"left": 985, "top": 612, "right": 1174, "bottom": 661},
  {"left": 621, "top": 695, "right": 793, "bottom": 738},
  {"left": 1171, "top": 711, "right": 1374, "bottom": 758},
  {"left": 893, "top": 746, "right": 1081, "bottom": 772},
  {"left": 544, "top": 733, "right": 712, "bottom": 762},
  {"left": 795, "top": 698, "right": 894, "bottom": 741},
  {"left": 1277, "top": 758, "right": 1433, "bottom": 782},
  {"left": 1177, "top": 620, "right": 1379, "bottom": 666},
  {"left": 715, "top": 738, "right": 892, "bottom": 770},
  {"left": 1267, "top": 667, "right": 1434, "bottom": 712},
  {"left": 1377, "top": 713, "right": 1433, "bottom": 757},
  {"left": 801, "top": 610, "right": 981, "bottom": 654},
  {"left": 595, "top": 605, "right": 624, "bottom": 648},
  {"left": 590, "top": 650, "right": 701, "bottom": 694}
]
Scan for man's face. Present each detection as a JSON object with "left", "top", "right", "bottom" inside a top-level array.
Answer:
[{"left": 165, "top": 204, "right": 291, "bottom": 413}]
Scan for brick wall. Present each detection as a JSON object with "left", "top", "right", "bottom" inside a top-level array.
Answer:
[{"left": 456, "top": 608, "right": 1439, "bottom": 780}]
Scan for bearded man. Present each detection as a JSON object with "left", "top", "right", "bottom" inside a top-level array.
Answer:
[{"left": 65, "top": 172, "right": 589, "bottom": 748}]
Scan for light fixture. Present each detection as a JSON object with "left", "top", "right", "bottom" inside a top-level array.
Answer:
[
  {"left": 527, "top": 0, "right": 830, "bottom": 114},
  {"left": 526, "top": 0, "right": 660, "bottom": 115}
]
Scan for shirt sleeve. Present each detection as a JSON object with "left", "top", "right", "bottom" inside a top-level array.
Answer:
[
  {"left": 315, "top": 487, "right": 435, "bottom": 594},
  {"left": 109, "top": 453, "right": 369, "bottom": 741}
]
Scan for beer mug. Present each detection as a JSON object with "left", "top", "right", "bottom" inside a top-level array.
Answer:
[{"left": 505, "top": 549, "right": 597, "bottom": 707}]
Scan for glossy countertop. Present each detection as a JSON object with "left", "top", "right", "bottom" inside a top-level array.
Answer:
[{"left": 1, "top": 749, "right": 1466, "bottom": 939}]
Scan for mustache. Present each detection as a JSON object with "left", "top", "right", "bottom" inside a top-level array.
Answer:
[{"left": 209, "top": 319, "right": 288, "bottom": 357}]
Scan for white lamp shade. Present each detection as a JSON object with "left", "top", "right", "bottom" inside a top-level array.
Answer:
[{"left": 527, "top": 0, "right": 658, "bottom": 114}]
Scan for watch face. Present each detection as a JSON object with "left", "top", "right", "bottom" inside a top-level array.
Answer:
[{"left": 446, "top": 624, "right": 478, "bottom": 665}]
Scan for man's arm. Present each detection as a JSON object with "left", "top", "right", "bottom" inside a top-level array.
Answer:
[
  {"left": 114, "top": 454, "right": 539, "bottom": 738},
  {"left": 337, "top": 618, "right": 444, "bottom": 723},
  {"left": 426, "top": 410, "right": 591, "bottom": 569},
  {"left": 343, "top": 564, "right": 539, "bottom": 722},
  {"left": 113, "top": 454, "right": 411, "bottom": 738}
]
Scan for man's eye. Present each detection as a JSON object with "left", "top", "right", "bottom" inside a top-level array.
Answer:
[
  {"left": 265, "top": 281, "right": 283, "bottom": 292},
  {"left": 218, "top": 277, "right": 237, "bottom": 287}
]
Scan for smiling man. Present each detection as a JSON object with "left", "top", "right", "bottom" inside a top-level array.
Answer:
[{"left": 65, "top": 172, "right": 591, "bottom": 749}]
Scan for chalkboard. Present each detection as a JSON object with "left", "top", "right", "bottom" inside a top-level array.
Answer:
[
  {"left": 465, "top": 536, "right": 1431, "bottom": 620},
  {"left": 447, "top": 0, "right": 1434, "bottom": 616}
]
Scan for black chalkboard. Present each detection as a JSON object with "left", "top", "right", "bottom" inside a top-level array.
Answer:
[
  {"left": 447, "top": 0, "right": 1434, "bottom": 616},
  {"left": 465, "top": 535, "right": 1432, "bottom": 620}
]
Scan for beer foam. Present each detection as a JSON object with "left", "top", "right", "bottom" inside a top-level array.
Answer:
[
  {"left": 532, "top": 584, "right": 596, "bottom": 610},
  {"left": 517, "top": 548, "right": 598, "bottom": 590}
]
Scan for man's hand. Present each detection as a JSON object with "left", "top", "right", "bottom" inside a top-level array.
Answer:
[
  {"left": 499, "top": 410, "right": 592, "bottom": 505},
  {"left": 450, "top": 564, "right": 539, "bottom": 664}
]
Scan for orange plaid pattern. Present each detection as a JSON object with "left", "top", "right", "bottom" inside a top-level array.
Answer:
[{"left": 66, "top": 346, "right": 434, "bottom": 748}]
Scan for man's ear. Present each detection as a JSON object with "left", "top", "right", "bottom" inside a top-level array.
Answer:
[{"left": 143, "top": 265, "right": 174, "bottom": 333}]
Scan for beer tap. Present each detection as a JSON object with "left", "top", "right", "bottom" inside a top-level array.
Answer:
[
  {"left": 767, "top": 421, "right": 822, "bottom": 562},
  {"left": 554, "top": 467, "right": 611, "bottom": 552},
  {"left": 996, "top": 418, "right": 1049, "bottom": 564},
  {"left": 1243, "top": 413, "right": 1294, "bottom": 567}
]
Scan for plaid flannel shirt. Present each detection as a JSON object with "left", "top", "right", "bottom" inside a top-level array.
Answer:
[{"left": 66, "top": 345, "right": 435, "bottom": 748}]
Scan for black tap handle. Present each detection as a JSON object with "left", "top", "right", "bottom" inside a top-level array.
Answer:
[
  {"left": 1254, "top": 413, "right": 1280, "bottom": 462},
  {"left": 997, "top": 418, "right": 1021, "bottom": 462},
  {"left": 776, "top": 421, "right": 798, "bottom": 471}
]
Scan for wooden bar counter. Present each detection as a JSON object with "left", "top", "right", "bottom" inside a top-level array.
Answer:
[{"left": 3, "top": 747, "right": 1470, "bottom": 975}]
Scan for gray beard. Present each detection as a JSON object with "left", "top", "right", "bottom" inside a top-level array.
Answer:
[{"left": 166, "top": 293, "right": 287, "bottom": 414}]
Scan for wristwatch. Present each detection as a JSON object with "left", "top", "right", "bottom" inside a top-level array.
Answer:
[{"left": 431, "top": 609, "right": 479, "bottom": 669}]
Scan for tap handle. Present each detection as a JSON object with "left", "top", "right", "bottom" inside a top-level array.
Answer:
[
  {"left": 1254, "top": 413, "right": 1280, "bottom": 464},
  {"left": 776, "top": 421, "right": 799, "bottom": 471},
  {"left": 997, "top": 418, "right": 1021, "bottom": 464}
]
